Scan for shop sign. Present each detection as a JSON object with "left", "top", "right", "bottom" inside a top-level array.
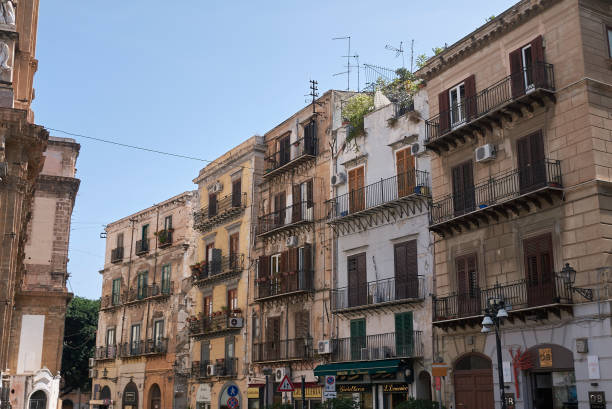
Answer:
[
  {"left": 124, "top": 392, "right": 136, "bottom": 403},
  {"left": 588, "top": 356, "right": 600, "bottom": 380},
  {"left": 196, "top": 384, "right": 211, "bottom": 402},
  {"left": 338, "top": 385, "right": 369, "bottom": 393},
  {"left": 382, "top": 384, "right": 409, "bottom": 393},
  {"left": 432, "top": 363, "right": 448, "bottom": 377},
  {"left": 293, "top": 386, "right": 322, "bottom": 399},
  {"left": 589, "top": 392, "right": 606, "bottom": 409},
  {"left": 505, "top": 393, "right": 516, "bottom": 409},
  {"left": 247, "top": 388, "right": 259, "bottom": 399},
  {"left": 539, "top": 348, "right": 553, "bottom": 367}
]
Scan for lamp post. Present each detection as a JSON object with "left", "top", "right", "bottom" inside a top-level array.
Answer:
[{"left": 481, "top": 297, "right": 509, "bottom": 409}]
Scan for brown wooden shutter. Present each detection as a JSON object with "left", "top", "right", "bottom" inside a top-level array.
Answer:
[
  {"left": 518, "top": 131, "right": 545, "bottom": 192},
  {"left": 523, "top": 233, "right": 554, "bottom": 306},
  {"left": 232, "top": 179, "right": 242, "bottom": 207},
  {"left": 438, "top": 90, "right": 451, "bottom": 135},
  {"left": 509, "top": 48, "right": 524, "bottom": 98},
  {"left": 396, "top": 149, "right": 415, "bottom": 197},
  {"left": 292, "top": 184, "right": 301, "bottom": 222},
  {"left": 307, "top": 179, "right": 314, "bottom": 209},
  {"left": 294, "top": 311, "right": 310, "bottom": 339},
  {"left": 267, "top": 317, "right": 280, "bottom": 342},
  {"left": 456, "top": 257, "right": 467, "bottom": 295},
  {"left": 259, "top": 255, "right": 270, "bottom": 278},
  {"left": 394, "top": 240, "right": 418, "bottom": 298},
  {"left": 303, "top": 244, "right": 312, "bottom": 272},
  {"left": 464, "top": 75, "right": 477, "bottom": 121},
  {"left": 280, "top": 251, "right": 289, "bottom": 273}
]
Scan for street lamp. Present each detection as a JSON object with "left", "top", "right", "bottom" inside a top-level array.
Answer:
[
  {"left": 559, "top": 263, "right": 593, "bottom": 301},
  {"left": 482, "top": 297, "right": 508, "bottom": 409}
]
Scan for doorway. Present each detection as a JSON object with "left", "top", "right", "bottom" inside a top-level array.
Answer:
[
  {"left": 453, "top": 354, "right": 494, "bottom": 409},
  {"left": 149, "top": 384, "right": 161, "bottom": 409}
]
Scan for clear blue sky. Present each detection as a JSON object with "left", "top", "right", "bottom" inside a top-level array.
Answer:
[{"left": 33, "top": 1, "right": 517, "bottom": 299}]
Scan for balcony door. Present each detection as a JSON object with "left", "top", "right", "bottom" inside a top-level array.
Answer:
[
  {"left": 396, "top": 148, "right": 415, "bottom": 198},
  {"left": 274, "top": 192, "right": 286, "bottom": 228},
  {"left": 153, "top": 320, "right": 164, "bottom": 350},
  {"left": 510, "top": 36, "right": 545, "bottom": 98},
  {"left": 452, "top": 161, "right": 475, "bottom": 216},
  {"left": 395, "top": 312, "right": 414, "bottom": 357},
  {"left": 524, "top": 233, "right": 555, "bottom": 307},
  {"left": 456, "top": 254, "right": 480, "bottom": 317},
  {"left": 266, "top": 317, "right": 281, "bottom": 361},
  {"left": 229, "top": 233, "right": 239, "bottom": 270},
  {"left": 449, "top": 83, "right": 466, "bottom": 127},
  {"left": 347, "top": 253, "right": 367, "bottom": 308},
  {"left": 348, "top": 166, "right": 365, "bottom": 213},
  {"left": 394, "top": 240, "right": 418, "bottom": 300},
  {"left": 232, "top": 178, "right": 242, "bottom": 207},
  {"left": 278, "top": 135, "right": 291, "bottom": 166},
  {"left": 517, "top": 130, "right": 546, "bottom": 194},
  {"left": 350, "top": 318, "right": 366, "bottom": 361},
  {"left": 130, "top": 324, "right": 141, "bottom": 355}
]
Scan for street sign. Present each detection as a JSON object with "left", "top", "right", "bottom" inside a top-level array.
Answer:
[
  {"left": 323, "top": 391, "right": 337, "bottom": 400},
  {"left": 277, "top": 375, "right": 295, "bottom": 392},
  {"left": 227, "top": 397, "right": 239, "bottom": 409},
  {"left": 432, "top": 363, "right": 448, "bottom": 377},
  {"left": 227, "top": 385, "right": 239, "bottom": 397},
  {"left": 324, "top": 375, "right": 336, "bottom": 392}
]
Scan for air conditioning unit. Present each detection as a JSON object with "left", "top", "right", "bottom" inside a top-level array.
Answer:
[
  {"left": 211, "top": 181, "right": 223, "bottom": 193},
  {"left": 275, "top": 367, "right": 289, "bottom": 382},
  {"left": 331, "top": 172, "right": 346, "bottom": 186},
  {"left": 88, "top": 369, "right": 97, "bottom": 379},
  {"left": 88, "top": 357, "right": 95, "bottom": 368},
  {"left": 475, "top": 144, "right": 496, "bottom": 163},
  {"left": 411, "top": 142, "right": 426, "bottom": 156},
  {"left": 228, "top": 317, "right": 243, "bottom": 328},
  {"left": 317, "top": 340, "right": 331, "bottom": 354},
  {"left": 286, "top": 236, "right": 298, "bottom": 247},
  {"left": 206, "top": 364, "right": 217, "bottom": 376},
  {"left": 360, "top": 348, "right": 370, "bottom": 360}
]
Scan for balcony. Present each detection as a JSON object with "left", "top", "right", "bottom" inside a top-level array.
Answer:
[
  {"left": 264, "top": 135, "right": 317, "bottom": 180},
  {"left": 194, "top": 192, "right": 247, "bottom": 233},
  {"left": 95, "top": 345, "right": 117, "bottom": 360},
  {"left": 425, "top": 63, "right": 555, "bottom": 154},
  {"left": 188, "top": 312, "right": 243, "bottom": 340},
  {"left": 433, "top": 275, "right": 573, "bottom": 329},
  {"left": 252, "top": 337, "right": 313, "bottom": 363},
  {"left": 110, "top": 247, "right": 123, "bottom": 263},
  {"left": 255, "top": 269, "right": 313, "bottom": 302},
  {"left": 331, "top": 331, "right": 423, "bottom": 362},
  {"left": 257, "top": 201, "right": 314, "bottom": 239},
  {"left": 100, "top": 293, "right": 123, "bottom": 310},
  {"left": 190, "top": 360, "right": 212, "bottom": 379},
  {"left": 429, "top": 160, "right": 563, "bottom": 236},
  {"left": 190, "top": 358, "right": 238, "bottom": 378},
  {"left": 118, "top": 338, "right": 168, "bottom": 358},
  {"left": 192, "top": 253, "right": 244, "bottom": 287},
  {"left": 331, "top": 276, "right": 425, "bottom": 315},
  {"left": 327, "top": 170, "right": 430, "bottom": 235},
  {"left": 124, "top": 283, "right": 173, "bottom": 306},
  {"left": 135, "top": 239, "right": 149, "bottom": 256},
  {"left": 156, "top": 229, "right": 173, "bottom": 248}
]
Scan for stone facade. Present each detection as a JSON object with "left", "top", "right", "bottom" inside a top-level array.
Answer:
[
  {"left": 93, "top": 191, "right": 198, "bottom": 409},
  {"left": 417, "top": 1, "right": 612, "bottom": 409}
]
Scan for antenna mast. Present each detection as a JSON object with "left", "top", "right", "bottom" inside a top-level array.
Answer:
[
  {"left": 332, "top": 36, "right": 359, "bottom": 91},
  {"left": 385, "top": 41, "right": 405, "bottom": 68}
]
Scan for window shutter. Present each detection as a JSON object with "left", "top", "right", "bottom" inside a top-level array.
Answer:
[
  {"left": 452, "top": 164, "right": 464, "bottom": 214},
  {"left": 258, "top": 256, "right": 270, "bottom": 278},
  {"left": 509, "top": 48, "right": 524, "bottom": 98},
  {"left": 456, "top": 257, "right": 467, "bottom": 295},
  {"left": 232, "top": 179, "right": 242, "bottom": 207},
  {"left": 303, "top": 244, "right": 312, "bottom": 273},
  {"left": 464, "top": 75, "right": 477, "bottom": 121},
  {"left": 307, "top": 179, "right": 314, "bottom": 209},
  {"left": 531, "top": 35, "right": 545, "bottom": 87},
  {"left": 280, "top": 251, "right": 289, "bottom": 273},
  {"left": 438, "top": 90, "right": 451, "bottom": 135},
  {"left": 462, "top": 161, "right": 475, "bottom": 211},
  {"left": 292, "top": 184, "right": 301, "bottom": 222},
  {"left": 295, "top": 311, "right": 310, "bottom": 339}
]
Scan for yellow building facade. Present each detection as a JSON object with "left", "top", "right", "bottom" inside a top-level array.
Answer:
[{"left": 189, "top": 136, "right": 265, "bottom": 409}]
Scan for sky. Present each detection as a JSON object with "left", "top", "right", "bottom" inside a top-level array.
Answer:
[{"left": 33, "top": 0, "right": 517, "bottom": 299}]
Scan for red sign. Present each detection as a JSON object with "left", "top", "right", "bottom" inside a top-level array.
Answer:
[
  {"left": 435, "top": 376, "right": 441, "bottom": 391},
  {"left": 277, "top": 374, "right": 295, "bottom": 392},
  {"left": 227, "top": 397, "right": 239, "bottom": 408}
]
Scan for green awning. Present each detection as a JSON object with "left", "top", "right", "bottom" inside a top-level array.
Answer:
[{"left": 314, "top": 359, "right": 402, "bottom": 376}]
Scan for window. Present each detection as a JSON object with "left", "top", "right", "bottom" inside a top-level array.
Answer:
[
  {"left": 274, "top": 191, "right": 286, "bottom": 226},
  {"left": 252, "top": 315, "right": 260, "bottom": 339},
  {"left": 278, "top": 135, "right": 291, "bottom": 165},
  {"left": 153, "top": 320, "right": 164, "bottom": 345},
  {"left": 117, "top": 232, "right": 124, "bottom": 248},
  {"left": 106, "top": 328, "right": 115, "bottom": 346},
  {"left": 608, "top": 27, "right": 612, "bottom": 57},
  {"left": 203, "top": 296, "right": 212, "bottom": 318},
  {"left": 292, "top": 180, "right": 313, "bottom": 222},
  {"left": 522, "top": 44, "right": 534, "bottom": 90},
  {"left": 517, "top": 130, "right": 546, "bottom": 193},
  {"left": 164, "top": 215, "right": 172, "bottom": 230},
  {"left": 227, "top": 289, "right": 238, "bottom": 311},
  {"left": 112, "top": 278, "right": 121, "bottom": 305},
  {"left": 130, "top": 324, "right": 141, "bottom": 353},
  {"left": 350, "top": 319, "right": 366, "bottom": 360},
  {"left": 303, "top": 121, "right": 317, "bottom": 155},
  {"left": 141, "top": 224, "right": 149, "bottom": 241},
  {"left": 456, "top": 254, "right": 480, "bottom": 316},
  {"left": 208, "top": 193, "right": 218, "bottom": 217},
  {"left": 232, "top": 178, "right": 242, "bottom": 207},
  {"left": 394, "top": 240, "right": 419, "bottom": 300},
  {"left": 449, "top": 83, "right": 466, "bottom": 126},
  {"left": 201, "top": 340, "right": 210, "bottom": 363},
  {"left": 270, "top": 254, "right": 281, "bottom": 275},
  {"left": 137, "top": 271, "right": 148, "bottom": 299},
  {"left": 347, "top": 253, "right": 367, "bottom": 308},
  {"left": 395, "top": 312, "right": 414, "bottom": 356},
  {"left": 229, "top": 233, "right": 239, "bottom": 270},
  {"left": 396, "top": 148, "right": 415, "bottom": 197},
  {"left": 161, "top": 264, "right": 171, "bottom": 294},
  {"left": 348, "top": 166, "right": 365, "bottom": 213},
  {"left": 294, "top": 311, "right": 310, "bottom": 339},
  {"left": 451, "top": 160, "right": 475, "bottom": 215},
  {"left": 523, "top": 233, "right": 554, "bottom": 307}
]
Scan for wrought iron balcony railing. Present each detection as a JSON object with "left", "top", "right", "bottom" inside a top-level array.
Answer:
[
  {"left": 429, "top": 160, "right": 562, "bottom": 228},
  {"left": 118, "top": 338, "right": 168, "bottom": 357},
  {"left": 191, "top": 253, "right": 244, "bottom": 284},
  {"left": 135, "top": 239, "right": 149, "bottom": 255},
  {"left": 433, "top": 275, "right": 572, "bottom": 323},
  {"left": 331, "top": 276, "right": 425, "bottom": 312},
  {"left": 194, "top": 192, "right": 247, "bottom": 233},
  {"left": 216, "top": 358, "right": 239, "bottom": 377},
  {"left": 257, "top": 201, "right": 314, "bottom": 236},
  {"left": 188, "top": 312, "right": 243, "bottom": 337},
  {"left": 110, "top": 247, "right": 124, "bottom": 263},
  {"left": 255, "top": 269, "right": 314, "bottom": 301},
  {"left": 327, "top": 170, "right": 430, "bottom": 222},
  {"left": 95, "top": 345, "right": 117, "bottom": 360},
  {"left": 156, "top": 229, "right": 173, "bottom": 248},
  {"left": 252, "top": 337, "right": 313, "bottom": 362},
  {"left": 190, "top": 360, "right": 212, "bottom": 379},
  {"left": 331, "top": 331, "right": 423, "bottom": 362},
  {"left": 126, "top": 282, "right": 173, "bottom": 304},
  {"left": 100, "top": 293, "right": 123, "bottom": 310},
  {"left": 264, "top": 135, "right": 317, "bottom": 178},
  {"left": 425, "top": 63, "right": 555, "bottom": 150}
]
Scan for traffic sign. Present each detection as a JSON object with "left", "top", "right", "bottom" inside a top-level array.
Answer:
[
  {"left": 277, "top": 374, "right": 295, "bottom": 392},
  {"left": 324, "top": 375, "right": 336, "bottom": 392},
  {"left": 227, "top": 397, "right": 239, "bottom": 408},
  {"left": 227, "top": 385, "right": 239, "bottom": 397},
  {"left": 323, "top": 391, "right": 337, "bottom": 400}
]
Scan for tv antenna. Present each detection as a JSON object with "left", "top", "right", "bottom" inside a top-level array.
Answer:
[
  {"left": 385, "top": 41, "right": 405, "bottom": 68},
  {"left": 332, "top": 36, "right": 360, "bottom": 91}
]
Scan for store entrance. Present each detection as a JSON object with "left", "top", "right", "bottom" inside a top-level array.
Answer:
[{"left": 526, "top": 344, "right": 577, "bottom": 409}]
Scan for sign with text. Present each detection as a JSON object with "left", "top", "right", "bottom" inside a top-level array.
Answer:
[
  {"left": 588, "top": 356, "right": 600, "bottom": 379},
  {"left": 382, "top": 384, "right": 410, "bottom": 393},
  {"left": 505, "top": 393, "right": 516, "bottom": 409},
  {"left": 338, "top": 385, "right": 369, "bottom": 393},
  {"left": 539, "top": 348, "right": 553, "bottom": 367},
  {"left": 589, "top": 391, "right": 606, "bottom": 409},
  {"left": 503, "top": 361, "right": 512, "bottom": 383},
  {"left": 294, "top": 386, "right": 322, "bottom": 399},
  {"left": 323, "top": 391, "right": 337, "bottom": 400}
]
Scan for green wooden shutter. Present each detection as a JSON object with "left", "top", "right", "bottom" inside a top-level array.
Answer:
[
  {"left": 350, "top": 319, "right": 366, "bottom": 360},
  {"left": 161, "top": 265, "right": 171, "bottom": 294},
  {"left": 395, "top": 312, "right": 413, "bottom": 357}
]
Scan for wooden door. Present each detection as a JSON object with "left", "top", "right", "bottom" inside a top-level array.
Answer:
[
  {"left": 395, "top": 312, "right": 414, "bottom": 357},
  {"left": 232, "top": 178, "right": 242, "bottom": 207},
  {"left": 394, "top": 240, "right": 418, "bottom": 300},
  {"left": 517, "top": 131, "right": 546, "bottom": 194},
  {"left": 452, "top": 161, "right": 475, "bottom": 216},
  {"left": 350, "top": 318, "right": 366, "bottom": 361},
  {"left": 279, "top": 135, "right": 291, "bottom": 165},
  {"left": 454, "top": 370, "right": 494, "bottom": 409},
  {"left": 396, "top": 149, "right": 415, "bottom": 198},
  {"left": 524, "top": 233, "right": 555, "bottom": 307},
  {"left": 266, "top": 317, "right": 281, "bottom": 361},
  {"left": 208, "top": 193, "right": 218, "bottom": 217},
  {"left": 229, "top": 233, "right": 239, "bottom": 270},
  {"left": 349, "top": 167, "right": 365, "bottom": 213},
  {"left": 347, "top": 253, "right": 367, "bottom": 308},
  {"left": 456, "top": 254, "right": 480, "bottom": 317},
  {"left": 274, "top": 192, "right": 286, "bottom": 228},
  {"left": 292, "top": 183, "right": 302, "bottom": 222}
]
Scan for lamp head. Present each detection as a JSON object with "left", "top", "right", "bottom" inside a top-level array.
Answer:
[
  {"left": 497, "top": 307, "right": 508, "bottom": 319},
  {"left": 481, "top": 315, "right": 494, "bottom": 327},
  {"left": 481, "top": 325, "right": 492, "bottom": 333},
  {"left": 561, "top": 263, "right": 576, "bottom": 285}
]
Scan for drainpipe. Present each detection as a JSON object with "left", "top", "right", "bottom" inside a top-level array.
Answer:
[
  {"left": 120, "top": 218, "right": 136, "bottom": 348},
  {"left": 144, "top": 205, "right": 160, "bottom": 345}
]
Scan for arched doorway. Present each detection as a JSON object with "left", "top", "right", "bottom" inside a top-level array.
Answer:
[
  {"left": 416, "top": 371, "right": 432, "bottom": 401},
  {"left": 63, "top": 400, "right": 74, "bottom": 409},
  {"left": 122, "top": 382, "right": 139, "bottom": 409},
  {"left": 100, "top": 386, "right": 111, "bottom": 409},
  {"left": 149, "top": 384, "right": 161, "bottom": 409},
  {"left": 29, "top": 390, "right": 47, "bottom": 409},
  {"left": 453, "top": 353, "right": 494, "bottom": 409},
  {"left": 526, "top": 344, "right": 577, "bottom": 409}
]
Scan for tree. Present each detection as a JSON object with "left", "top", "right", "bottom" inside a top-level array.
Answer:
[{"left": 61, "top": 296, "right": 99, "bottom": 393}]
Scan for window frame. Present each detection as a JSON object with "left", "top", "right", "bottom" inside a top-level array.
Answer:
[
  {"left": 164, "top": 215, "right": 172, "bottom": 230},
  {"left": 137, "top": 271, "right": 148, "bottom": 300},
  {"left": 153, "top": 319, "right": 164, "bottom": 342},
  {"left": 607, "top": 26, "right": 612, "bottom": 58},
  {"left": 449, "top": 82, "right": 466, "bottom": 126},
  {"left": 161, "top": 264, "right": 171, "bottom": 294},
  {"left": 111, "top": 278, "right": 121, "bottom": 305},
  {"left": 130, "top": 323, "right": 141, "bottom": 352},
  {"left": 106, "top": 327, "right": 116, "bottom": 346},
  {"left": 521, "top": 44, "right": 535, "bottom": 91}
]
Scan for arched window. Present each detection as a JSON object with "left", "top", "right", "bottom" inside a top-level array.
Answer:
[
  {"left": 149, "top": 384, "right": 161, "bottom": 409},
  {"left": 454, "top": 353, "right": 492, "bottom": 371},
  {"left": 29, "top": 390, "right": 47, "bottom": 409}
]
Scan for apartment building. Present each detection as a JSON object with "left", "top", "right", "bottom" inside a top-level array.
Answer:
[
  {"left": 417, "top": 1, "right": 612, "bottom": 409},
  {"left": 93, "top": 191, "right": 198, "bottom": 409},
  {"left": 313, "top": 91, "right": 434, "bottom": 409},
  {"left": 188, "top": 136, "right": 264, "bottom": 409},
  {"left": 249, "top": 90, "right": 353, "bottom": 409}
]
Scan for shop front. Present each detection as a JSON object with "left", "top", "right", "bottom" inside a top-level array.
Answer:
[
  {"left": 525, "top": 344, "right": 577, "bottom": 409},
  {"left": 293, "top": 383, "right": 323, "bottom": 409}
]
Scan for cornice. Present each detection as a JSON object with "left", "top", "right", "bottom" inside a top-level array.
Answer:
[{"left": 36, "top": 174, "right": 80, "bottom": 198}]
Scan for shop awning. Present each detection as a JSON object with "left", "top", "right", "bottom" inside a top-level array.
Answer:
[{"left": 314, "top": 359, "right": 402, "bottom": 376}]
